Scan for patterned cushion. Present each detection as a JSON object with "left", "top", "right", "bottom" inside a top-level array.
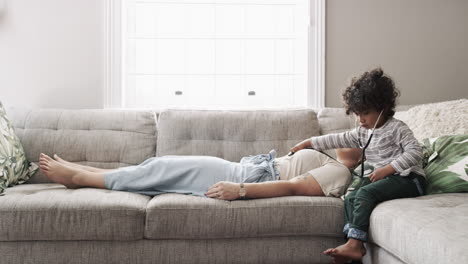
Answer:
[
  {"left": 422, "top": 134, "right": 468, "bottom": 194},
  {"left": 0, "top": 102, "right": 38, "bottom": 194}
]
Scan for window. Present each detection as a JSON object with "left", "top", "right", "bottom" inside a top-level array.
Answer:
[{"left": 105, "top": 0, "right": 325, "bottom": 109}]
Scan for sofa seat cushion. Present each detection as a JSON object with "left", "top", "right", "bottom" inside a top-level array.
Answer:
[
  {"left": 144, "top": 193, "right": 344, "bottom": 239},
  {"left": 0, "top": 184, "right": 150, "bottom": 241},
  {"left": 368, "top": 193, "right": 468, "bottom": 264}
]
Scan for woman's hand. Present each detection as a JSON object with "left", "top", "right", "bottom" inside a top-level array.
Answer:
[
  {"left": 206, "top": 181, "right": 240, "bottom": 200},
  {"left": 290, "top": 139, "right": 312, "bottom": 154}
]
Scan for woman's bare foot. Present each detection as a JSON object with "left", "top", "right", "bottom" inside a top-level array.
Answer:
[
  {"left": 53, "top": 154, "right": 115, "bottom": 173},
  {"left": 39, "top": 153, "right": 83, "bottom": 189},
  {"left": 323, "top": 239, "right": 366, "bottom": 261},
  {"left": 53, "top": 154, "right": 79, "bottom": 167}
]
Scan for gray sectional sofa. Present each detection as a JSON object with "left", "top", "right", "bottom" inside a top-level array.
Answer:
[{"left": 1, "top": 106, "right": 467, "bottom": 264}]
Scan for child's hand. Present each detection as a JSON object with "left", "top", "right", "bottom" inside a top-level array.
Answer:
[
  {"left": 369, "top": 165, "right": 396, "bottom": 182},
  {"left": 369, "top": 168, "right": 388, "bottom": 182}
]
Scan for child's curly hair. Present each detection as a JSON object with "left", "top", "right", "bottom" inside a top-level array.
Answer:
[{"left": 342, "top": 68, "right": 400, "bottom": 117}]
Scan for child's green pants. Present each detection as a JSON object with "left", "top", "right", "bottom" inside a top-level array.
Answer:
[{"left": 343, "top": 173, "right": 425, "bottom": 242}]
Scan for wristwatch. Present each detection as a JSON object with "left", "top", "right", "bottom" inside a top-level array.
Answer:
[{"left": 239, "top": 183, "right": 246, "bottom": 199}]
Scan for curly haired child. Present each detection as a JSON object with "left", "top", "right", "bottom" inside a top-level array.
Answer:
[{"left": 291, "top": 68, "right": 426, "bottom": 263}]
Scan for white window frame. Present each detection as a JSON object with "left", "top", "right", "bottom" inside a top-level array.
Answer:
[{"left": 104, "top": 0, "right": 325, "bottom": 109}]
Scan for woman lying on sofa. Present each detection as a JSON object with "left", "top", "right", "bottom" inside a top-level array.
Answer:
[{"left": 38, "top": 147, "right": 360, "bottom": 200}]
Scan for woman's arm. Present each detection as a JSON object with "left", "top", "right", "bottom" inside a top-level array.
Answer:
[{"left": 205, "top": 174, "right": 324, "bottom": 201}]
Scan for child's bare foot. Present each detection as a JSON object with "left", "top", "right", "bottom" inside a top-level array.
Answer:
[
  {"left": 39, "top": 153, "right": 83, "bottom": 189},
  {"left": 331, "top": 255, "right": 352, "bottom": 264},
  {"left": 323, "top": 239, "right": 366, "bottom": 261}
]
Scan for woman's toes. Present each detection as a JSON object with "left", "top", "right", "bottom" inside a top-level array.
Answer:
[{"left": 40, "top": 153, "right": 52, "bottom": 161}]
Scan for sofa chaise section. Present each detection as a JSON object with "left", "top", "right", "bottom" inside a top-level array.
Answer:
[{"left": 364, "top": 193, "right": 468, "bottom": 264}]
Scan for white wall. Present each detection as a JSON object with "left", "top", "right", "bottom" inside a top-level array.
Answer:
[
  {"left": 1, "top": 0, "right": 467, "bottom": 109},
  {"left": 326, "top": 0, "right": 468, "bottom": 107},
  {"left": 0, "top": 0, "right": 105, "bottom": 109}
]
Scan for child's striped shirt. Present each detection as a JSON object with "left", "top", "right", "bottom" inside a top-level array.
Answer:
[{"left": 311, "top": 117, "right": 425, "bottom": 177}]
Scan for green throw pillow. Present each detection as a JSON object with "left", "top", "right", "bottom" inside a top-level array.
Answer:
[
  {"left": 0, "top": 102, "right": 38, "bottom": 195},
  {"left": 422, "top": 134, "right": 468, "bottom": 194}
]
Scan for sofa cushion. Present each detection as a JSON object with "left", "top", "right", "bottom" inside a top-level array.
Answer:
[
  {"left": 0, "top": 102, "right": 38, "bottom": 194},
  {"left": 394, "top": 99, "right": 468, "bottom": 142},
  {"left": 0, "top": 184, "right": 150, "bottom": 241},
  {"left": 422, "top": 134, "right": 468, "bottom": 194},
  {"left": 317, "top": 105, "right": 416, "bottom": 136},
  {"left": 6, "top": 108, "right": 157, "bottom": 183},
  {"left": 156, "top": 109, "right": 320, "bottom": 161},
  {"left": 144, "top": 193, "right": 344, "bottom": 239},
  {"left": 317, "top": 108, "right": 355, "bottom": 135},
  {"left": 368, "top": 193, "right": 468, "bottom": 264}
]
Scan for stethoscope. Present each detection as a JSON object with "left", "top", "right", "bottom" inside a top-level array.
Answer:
[{"left": 355, "top": 110, "right": 384, "bottom": 178}]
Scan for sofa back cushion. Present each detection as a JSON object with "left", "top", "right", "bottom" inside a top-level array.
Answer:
[
  {"left": 317, "top": 108, "right": 356, "bottom": 135},
  {"left": 394, "top": 99, "right": 468, "bottom": 143},
  {"left": 7, "top": 108, "right": 157, "bottom": 183},
  {"left": 317, "top": 105, "right": 415, "bottom": 136},
  {"left": 156, "top": 109, "right": 320, "bottom": 161}
]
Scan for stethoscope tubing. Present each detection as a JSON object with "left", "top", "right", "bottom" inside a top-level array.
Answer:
[{"left": 356, "top": 110, "right": 384, "bottom": 178}]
